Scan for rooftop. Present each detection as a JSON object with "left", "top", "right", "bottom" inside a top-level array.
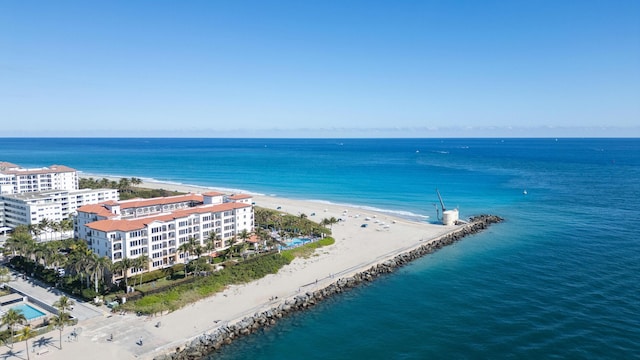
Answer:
[
  {"left": 227, "top": 194, "right": 253, "bottom": 200},
  {"left": 1, "top": 188, "right": 116, "bottom": 201},
  {"left": 87, "top": 201, "right": 252, "bottom": 232},
  {"left": 0, "top": 164, "right": 76, "bottom": 175},
  {"left": 118, "top": 193, "right": 204, "bottom": 209}
]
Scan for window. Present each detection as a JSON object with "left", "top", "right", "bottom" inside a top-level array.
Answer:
[{"left": 129, "top": 240, "right": 143, "bottom": 247}]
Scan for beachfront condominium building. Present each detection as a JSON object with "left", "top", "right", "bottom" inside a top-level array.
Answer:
[
  {"left": 75, "top": 192, "right": 254, "bottom": 279},
  {"left": 0, "top": 162, "right": 78, "bottom": 195},
  {"left": 0, "top": 188, "right": 119, "bottom": 236}
]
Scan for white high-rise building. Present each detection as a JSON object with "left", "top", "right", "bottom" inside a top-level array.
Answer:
[
  {"left": 0, "top": 161, "right": 120, "bottom": 237},
  {"left": 75, "top": 192, "right": 254, "bottom": 278},
  {"left": 0, "top": 188, "right": 119, "bottom": 236},
  {"left": 0, "top": 161, "right": 78, "bottom": 195}
]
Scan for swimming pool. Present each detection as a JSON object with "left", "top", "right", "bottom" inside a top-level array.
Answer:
[
  {"left": 283, "top": 237, "right": 312, "bottom": 248},
  {"left": 11, "top": 303, "right": 46, "bottom": 321}
]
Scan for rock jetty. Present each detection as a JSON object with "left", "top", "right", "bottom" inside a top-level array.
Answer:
[{"left": 154, "top": 215, "right": 503, "bottom": 360}]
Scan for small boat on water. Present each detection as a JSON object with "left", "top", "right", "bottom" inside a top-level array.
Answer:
[{"left": 523, "top": 189, "right": 528, "bottom": 195}]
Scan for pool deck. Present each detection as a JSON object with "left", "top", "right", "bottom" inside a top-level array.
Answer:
[
  {"left": 6, "top": 272, "right": 106, "bottom": 321},
  {"left": 0, "top": 272, "right": 157, "bottom": 359}
]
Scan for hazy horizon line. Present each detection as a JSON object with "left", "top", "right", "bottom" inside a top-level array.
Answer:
[{"left": 2, "top": 125, "right": 639, "bottom": 138}]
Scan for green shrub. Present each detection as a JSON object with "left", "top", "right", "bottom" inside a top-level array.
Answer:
[
  {"left": 127, "top": 252, "right": 290, "bottom": 314},
  {"left": 280, "top": 251, "right": 295, "bottom": 263},
  {"left": 137, "top": 268, "right": 169, "bottom": 284},
  {"left": 316, "top": 237, "right": 335, "bottom": 246},
  {"left": 186, "top": 258, "right": 212, "bottom": 273},
  {"left": 81, "top": 288, "right": 98, "bottom": 299},
  {"left": 172, "top": 263, "right": 185, "bottom": 272},
  {"left": 125, "top": 236, "right": 334, "bottom": 314}
]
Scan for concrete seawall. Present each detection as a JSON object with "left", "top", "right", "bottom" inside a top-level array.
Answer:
[{"left": 154, "top": 215, "right": 503, "bottom": 360}]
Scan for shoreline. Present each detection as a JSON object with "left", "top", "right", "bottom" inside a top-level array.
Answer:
[
  {"left": 31, "top": 176, "right": 501, "bottom": 360},
  {"left": 154, "top": 215, "right": 503, "bottom": 360},
  {"left": 79, "top": 172, "right": 433, "bottom": 223}
]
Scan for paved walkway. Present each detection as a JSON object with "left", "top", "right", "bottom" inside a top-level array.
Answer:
[
  {"left": 6, "top": 272, "right": 105, "bottom": 321},
  {"left": 1, "top": 270, "right": 164, "bottom": 359}
]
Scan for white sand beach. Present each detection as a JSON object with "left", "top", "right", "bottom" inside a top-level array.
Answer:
[{"left": 11, "top": 178, "right": 462, "bottom": 360}]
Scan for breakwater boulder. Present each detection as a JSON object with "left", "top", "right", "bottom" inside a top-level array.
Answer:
[{"left": 154, "top": 215, "right": 502, "bottom": 360}]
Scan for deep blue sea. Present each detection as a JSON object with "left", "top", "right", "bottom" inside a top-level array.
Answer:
[{"left": 2, "top": 138, "right": 639, "bottom": 358}]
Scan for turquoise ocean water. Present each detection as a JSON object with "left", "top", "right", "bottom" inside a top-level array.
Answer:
[{"left": 1, "top": 138, "right": 639, "bottom": 358}]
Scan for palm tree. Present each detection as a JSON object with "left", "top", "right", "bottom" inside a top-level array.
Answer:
[
  {"left": 32, "top": 244, "right": 45, "bottom": 267},
  {"left": 92, "top": 256, "right": 112, "bottom": 293},
  {"left": 49, "top": 311, "right": 72, "bottom": 349},
  {"left": 134, "top": 254, "right": 149, "bottom": 286},
  {"left": 27, "top": 224, "right": 41, "bottom": 241},
  {"left": 239, "top": 229, "right": 250, "bottom": 243},
  {"left": 206, "top": 231, "right": 221, "bottom": 251},
  {"left": 177, "top": 238, "right": 196, "bottom": 277},
  {"left": 53, "top": 295, "right": 75, "bottom": 314},
  {"left": 18, "top": 325, "right": 35, "bottom": 360},
  {"left": 0, "top": 266, "right": 10, "bottom": 283},
  {"left": 38, "top": 218, "right": 51, "bottom": 241},
  {"left": 59, "top": 218, "right": 74, "bottom": 238},
  {"left": 1, "top": 308, "right": 26, "bottom": 347},
  {"left": 5, "top": 229, "right": 34, "bottom": 257},
  {"left": 191, "top": 245, "right": 204, "bottom": 274},
  {"left": 66, "top": 240, "right": 93, "bottom": 282},
  {"left": 118, "top": 178, "right": 131, "bottom": 194},
  {"left": 50, "top": 221, "right": 62, "bottom": 241},
  {"left": 23, "top": 242, "right": 36, "bottom": 264},
  {"left": 41, "top": 243, "right": 57, "bottom": 268},
  {"left": 326, "top": 217, "right": 338, "bottom": 231},
  {"left": 130, "top": 177, "right": 142, "bottom": 187},
  {"left": 238, "top": 230, "right": 251, "bottom": 254},
  {"left": 72, "top": 250, "right": 95, "bottom": 289},
  {"left": 112, "top": 257, "right": 134, "bottom": 290},
  {"left": 50, "top": 252, "right": 67, "bottom": 275},
  {"left": 227, "top": 236, "right": 237, "bottom": 250}
]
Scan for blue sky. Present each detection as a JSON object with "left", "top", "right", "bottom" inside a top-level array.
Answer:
[{"left": 1, "top": 1, "right": 639, "bottom": 137}]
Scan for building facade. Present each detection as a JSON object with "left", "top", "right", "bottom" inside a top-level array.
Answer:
[
  {"left": 75, "top": 193, "right": 254, "bottom": 278},
  {"left": 0, "top": 188, "right": 119, "bottom": 231},
  {"left": 0, "top": 162, "right": 78, "bottom": 195}
]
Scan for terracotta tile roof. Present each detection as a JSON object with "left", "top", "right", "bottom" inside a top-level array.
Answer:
[
  {"left": 77, "top": 204, "right": 117, "bottom": 219},
  {"left": 227, "top": 194, "right": 253, "bottom": 200},
  {"left": 86, "top": 202, "right": 252, "bottom": 232},
  {"left": 86, "top": 219, "right": 146, "bottom": 232},
  {"left": 118, "top": 194, "right": 203, "bottom": 209},
  {"left": 0, "top": 162, "right": 20, "bottom": 170},
  {"left": 77, "top": 195, "right": 204, "bottom": 217},
  {"left": 48, "top": 165, "right": 76, "bottom": 172},
  {"left": 203, "top": 191, "right": 224, "bottom": 197}
]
